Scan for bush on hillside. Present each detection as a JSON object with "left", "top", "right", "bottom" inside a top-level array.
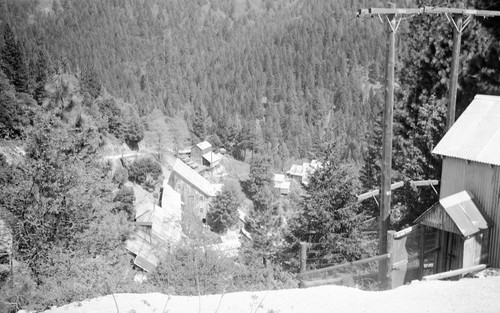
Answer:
[
  {"left": 149, "top": 243, "right": 297, "bottom": 296},
  {"left": 128, "top": 157, "right": 162, "bottom": 190},
  {"left": 113, "top": 186, "right": 135, "bottom": 220},
  {"left": 112, "top": 167, "right": 129, "bottom": 186},
  {"left": 206, "top": 182, "right": 241, "bottom": 234}
]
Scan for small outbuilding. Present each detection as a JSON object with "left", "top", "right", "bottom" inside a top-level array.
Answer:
[
  {"left": 415, "top": 191, "right": 490, "bottom": 272},
  {"left": 273, "top": 174, "right": 290, "bottom": 195},
  {"left": 191, "top": 141, "right": 213, "bottom": 166}
]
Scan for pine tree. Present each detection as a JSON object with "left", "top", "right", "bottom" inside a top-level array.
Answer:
[
  {"left": 290, "top": 143, "right": 364, "bottom": 265},
  {"left": 81, "top": 65, "right": 102, "bottom": 100},
  {"left": 34, "top": 50, "right": 49, "bottom": 105},
  {"left": 192, "top": 102, "right": 207, "bottom": 140},
  {"left": 0, "top": 24, "right": 28, "bottom": 93},
  {"left": 206, "top": 183, "right": 240, "bottom": 234},
  {"left": 246, "top": 155, "right": 275, "bottom": 213}
]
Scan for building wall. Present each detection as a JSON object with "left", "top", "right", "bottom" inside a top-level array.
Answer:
[
  {"left": 169, "top": 173, "right": 211, "bottom": 220},
  {"left": 440, "top": 157, "right": 500, "bottom": 267}
]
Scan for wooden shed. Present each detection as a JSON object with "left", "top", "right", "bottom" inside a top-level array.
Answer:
[
  {"left": 415, "top": 191, "right": 490, "bottom": 273},
  {"left": 191, "top": 141, "right": 212, "bottom": 166},
  {"left": 432, "top": 94, "right": 500, "bottom": 268}
]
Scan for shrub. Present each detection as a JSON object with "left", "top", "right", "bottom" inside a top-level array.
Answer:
[
  {"left": 128, "top": 157, "right": 162, "bottom": 189},
  {"left": 207, "top": 183, "right": 240, "bottom": 234},
  {"left": 113, "top": 186, "right": 135, "bottom": 219}
]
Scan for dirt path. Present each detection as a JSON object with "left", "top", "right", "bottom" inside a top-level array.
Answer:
[{"left": 44, "top": 276, "right": 500, "bottom": 313}]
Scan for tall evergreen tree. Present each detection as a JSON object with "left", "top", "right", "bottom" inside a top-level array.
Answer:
[
  {"left": 0, "top": 24, "right": 28, "bottom": 93},
  {"left": 290, "top": 143, "right": 365, "bottom": 265},
  {"left": 34, "top": 50, "right": 49, "bottom": 105},
  {"left": 207, "top": 183, "right": 240, "bottom": 234}
]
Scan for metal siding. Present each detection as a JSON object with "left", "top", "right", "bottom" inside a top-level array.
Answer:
[
  {"left": 433, "top": 95, "right": 500, "bottom": 166},
  {"left": 490, "top": 166, "right": 500, "bottom": 267},
  {"left": 440, "top": 157, "right": 500, "bottom": 267}
]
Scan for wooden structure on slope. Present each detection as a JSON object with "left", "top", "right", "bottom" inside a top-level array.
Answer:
[
  {"left": 169, "top": 159, "right": 222, "bottom": 221},
  {"left": 126, "top": 182, "right": 183, "bottom": 272},
  {"left": 432, "top": 95, "right": 500, "bottom": 268},
  {"left": 287, "top": 160, "right": 320, "bottom": 186},
  {"left": 273, "top": 174, "right": 290, "bottom": 195},
  {"left": 191, "top": 141, "right": 211, "bottom": 166},
  {"left": 415, "top": 191, "right": 490, "bottom": 273}
]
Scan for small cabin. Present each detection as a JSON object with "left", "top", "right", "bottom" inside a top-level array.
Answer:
[
  {"left": 191, "top": 141, "right": 212, "bottom": 166},
  {"left": 432, "top": 94, "right": 500, "bottom": 268},
  {"left": 287, "top": 160, "right": 321, "bottom": 186},
  {"left": 273, "top": 174, "right": 290, "bottom": 195}
]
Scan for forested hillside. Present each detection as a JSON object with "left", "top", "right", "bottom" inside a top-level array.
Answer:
[
  {"left": 2, "top": 0, "right": 500, "bottom": 311},
  {"left": 0, "top": 0, "right": 388, "bottom": 166}
]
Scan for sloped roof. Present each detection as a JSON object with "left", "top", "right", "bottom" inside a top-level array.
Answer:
[
  {"left": 273, "top": 174, "right": 285, "bottom": 183},
  {"left": 196, "top": 141, "right": 212, "bottom": 150},
  {"left": 287, "top": 164, "right": 303, "bottom": 177},
  {"left": 172, "top": 159, "right": 217, "bottom": 196},
  {"left": 208, "top": 231, "right": 242, "bottom": 257},
  {"left": 415, "top": 190, "right": 489, "bottom": 237},
  {"left": 433, "top": 94, "right": 500, "bottom": 166},
  {"left": 136, "top": 203, "right": 182, "bottom": 244},
  {"left": 125, "top": 234, "right": 159, "bottom": 272},
  {"left": 161, "top": 182, "right": 182, "bottom": 218},
  {"left": 202, "top": 151, "right": 222, "bottom": 164}
]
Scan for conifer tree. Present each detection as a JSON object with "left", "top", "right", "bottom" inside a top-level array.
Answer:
[
  {"left": 207, "top": 183, "right": 240, "bottom": 234},
  {"left": 34, "top": 50, "right": 49, "bottom": 105},
  {"left": 0, "top": 24, "right": 28, "bottom": 93},
  {"left": 290, "top": 143, "right": 364, "bottom": 265}
]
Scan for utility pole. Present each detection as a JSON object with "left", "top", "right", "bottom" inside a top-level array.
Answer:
[
  {"left": 357, "top": 3, "right": 500, "bottom": 289},
  {"left": 379, "top": 2, "right": 396, "bottom": 289},
  {"left": 358, "top": 3, "right": 419, "bottom": 289}
]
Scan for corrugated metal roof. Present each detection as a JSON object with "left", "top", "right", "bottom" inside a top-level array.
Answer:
[
  {"left": 208, "top": 231, "right": 242, "bottom": 257},
  {"left": 273, "top": 174, "right": 285, "bottom": 183},
  {"left": 173, "top": 159, "right": 217, "bottom": 196},
  {"left": 125, "top": 235, "right": 159, "bottom": 272},
  {"left": 433, "top": 94, "right": 500, "bottom": 166},
  {"left": 415, "top": 190, "right": 489, "bottom": 237},
  {"left": 136, "top": 203, "right": 182, "bottom": 244},
  {"left": 196, "top": 141, "right": 212, "bottom": 150}
]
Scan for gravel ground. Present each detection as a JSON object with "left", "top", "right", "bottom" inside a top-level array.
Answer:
[{"left": 44, "top": 275, "right": 500, "bottom": 313}]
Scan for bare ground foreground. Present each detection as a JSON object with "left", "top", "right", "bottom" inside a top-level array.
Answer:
[{"left": 44, "top": 275, "right": 500, "bottom": 313}]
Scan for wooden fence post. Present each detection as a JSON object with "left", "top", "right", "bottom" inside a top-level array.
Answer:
[
  {"left": 386, "top": 230, "right": 396, "bottom": 289},
  {"left": 300, "top": 242, "right": 307, "bottom": 274},
  {"left": 419, "top": 226, "right": 425, "bottom": 279}
]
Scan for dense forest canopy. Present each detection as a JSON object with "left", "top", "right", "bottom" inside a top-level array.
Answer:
[{"left": 0, "top": 0, "right": 390, "bottom": 165}]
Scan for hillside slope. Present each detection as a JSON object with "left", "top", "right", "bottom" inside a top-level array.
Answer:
[{"left": 45, "top": 275, "right": 500, "bottom": 313}]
